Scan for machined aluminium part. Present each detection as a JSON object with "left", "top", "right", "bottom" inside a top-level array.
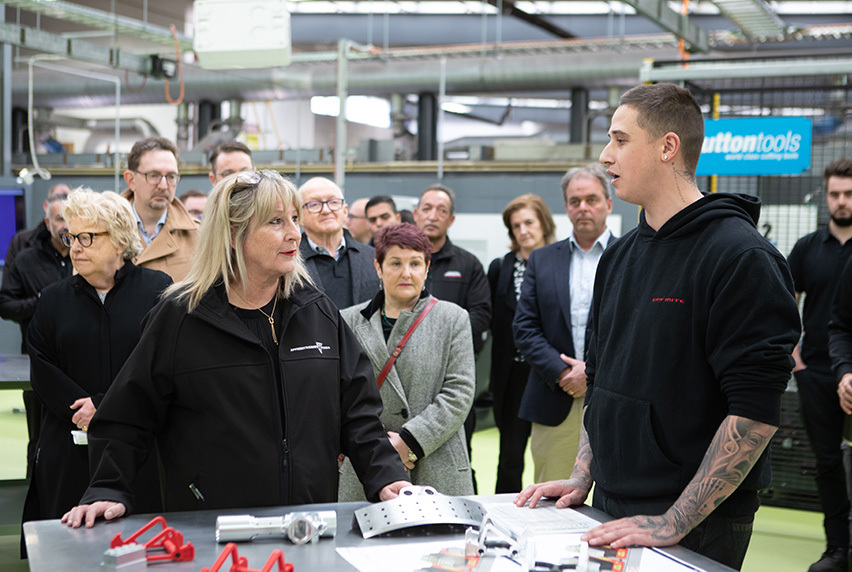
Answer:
[
  {"left": 464, "top": 515, "right": 535, "bottom": 572},
  {"left": 216, "top": 511, "right": 337, "bottom": 545},
  {"left": 100, "top": 544, "right": 147, "bottom": 572},
  {"left": 354, "top": 486, "right": 488, "bottom": 539}
]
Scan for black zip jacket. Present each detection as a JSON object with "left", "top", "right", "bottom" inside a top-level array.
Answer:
[
  {"left": 0, "top": 225, "right": 72, "bottom": 351},
  {"left": 81, "top": 282, "right": 407, "bottom": 513},
  {"left": 585, "top": 193, "right": 800, "bottom": 515},
  {"left": 425, "top": 238, "right": 491, "bottom": 354}
]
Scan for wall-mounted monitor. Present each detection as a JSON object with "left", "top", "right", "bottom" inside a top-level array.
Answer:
[{"left": 0, "top": 187, "right": 27, "bottom": 266}]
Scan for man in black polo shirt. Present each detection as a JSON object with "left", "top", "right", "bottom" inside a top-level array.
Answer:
[
  {"left": 414, "top": 183, "right": 491, "bottom": 490},
  {"left": 788, "top": 157, "right": 852, "bottom": 572},
  {"left": 298, "top": 177, "right": 380, "bottom": 308}
]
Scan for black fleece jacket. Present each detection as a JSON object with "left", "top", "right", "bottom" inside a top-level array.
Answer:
[
  {"left": 82, "top": 282, "right": 407, "bottom": 514},
  {"left": 585, "top": 193, "right": 800, "bottom": 515}
]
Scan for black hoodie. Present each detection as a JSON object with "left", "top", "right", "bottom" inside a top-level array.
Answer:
[{"left": 585, "top": 193, "right": 800, "bottom": 516}]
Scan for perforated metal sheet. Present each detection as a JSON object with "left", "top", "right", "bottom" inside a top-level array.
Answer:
[{"left": 354, "top": 494, "right": 487, "bottom": 539}]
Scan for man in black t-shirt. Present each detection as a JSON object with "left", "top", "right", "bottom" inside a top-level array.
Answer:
[{"left": 792, "top": 158, "right": 852, "bottom": 572}]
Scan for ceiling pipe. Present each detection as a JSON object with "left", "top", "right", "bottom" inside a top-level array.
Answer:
[{"left": 12, "top": 52, "right": 657, "bottom": 108}]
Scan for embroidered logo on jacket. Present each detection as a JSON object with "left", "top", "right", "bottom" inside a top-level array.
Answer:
[
  {"left": 443, "top": 270, "right": 462, "bottom": 278},
  {"left": 290, "top": 342, "right": 332, "bottom": 354},
  {"left": 650, "top": 297, "right": 686, "bottom": 304}
]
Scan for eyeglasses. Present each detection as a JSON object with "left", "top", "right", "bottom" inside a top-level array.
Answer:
[
  {"left": 136, "top": 171, "right": 180, "bottom": 186},
  {"left": 61, "top": 231, "right": 109, "bottom": 248},
  {"left": 303, "top": 199, "right": 345, "bottom": 213},
  {"left": 230, "top": 170, "right": 284, "bottom": 190}
]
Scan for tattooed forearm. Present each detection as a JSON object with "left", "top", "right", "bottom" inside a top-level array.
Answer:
[
  {"left": 662, "top": 415, "right": 776, "bottom": 537},
  {"left": 568, "top": 417, "right": 593, "bottom": 485}
]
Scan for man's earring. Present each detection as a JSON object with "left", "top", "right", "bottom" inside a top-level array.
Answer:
[{"left": 663, "top": 155, "right": 668, "bottom": 160}]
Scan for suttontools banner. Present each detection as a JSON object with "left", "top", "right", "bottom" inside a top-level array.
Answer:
[{"left": 697, "top": 117, "right": 812, "bottom": 176}]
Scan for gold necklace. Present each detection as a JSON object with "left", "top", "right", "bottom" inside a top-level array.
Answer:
[{"left": 234, "top": 290, "right": 279, "bottom": 345}]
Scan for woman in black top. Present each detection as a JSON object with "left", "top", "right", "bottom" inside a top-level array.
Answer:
[{"left": 487, "top": 193, "right": 555, "bottom": 493}]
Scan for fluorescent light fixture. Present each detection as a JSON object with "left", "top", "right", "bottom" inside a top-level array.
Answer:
[
  {"left": 311, "top": 96, "right": 391, "bottom": 129},
  {"left": 442, "top": 102, "right": 474, "bottom": 114}
]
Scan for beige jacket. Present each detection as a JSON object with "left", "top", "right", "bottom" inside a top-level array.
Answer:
[{"left": 122, "top": 189, "right": 200, "bottom": 282}]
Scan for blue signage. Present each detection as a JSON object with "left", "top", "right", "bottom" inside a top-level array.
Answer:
[{"left": 696, "top": 117, "right": 812, "bottom": 176}]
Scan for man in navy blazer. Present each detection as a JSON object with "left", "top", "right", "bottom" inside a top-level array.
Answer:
[{"left": 513, "top": 164, "right": 616, "bottom": 483}]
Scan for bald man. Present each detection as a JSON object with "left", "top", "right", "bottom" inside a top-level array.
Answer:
[
  {"left": 346, "top": 197, "right": 372, "bottom": 244},
  {"left": 298, "top": 178, "right": 379, "bottom": 308}
]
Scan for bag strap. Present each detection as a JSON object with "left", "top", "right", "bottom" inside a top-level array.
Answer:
[{"left": 376, "top": 297, "right": 439, "bottom": 389}]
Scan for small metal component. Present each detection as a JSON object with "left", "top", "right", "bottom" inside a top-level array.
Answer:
[
  {"left": 464, "top": 515, "right": 534, "bottom": 571},
  {"left": 354, "top": 488, "right": 487, "bottom": 539},
  {"left": 100, "top": 544, "right": 146, "bottom": 572},
  {"left": 216, "top": 511, "right": 337, "bottom": 545}
]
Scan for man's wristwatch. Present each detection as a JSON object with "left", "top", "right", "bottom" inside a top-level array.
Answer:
[{"left": 407, "top": 449, "right": 418, "bottom": 463}]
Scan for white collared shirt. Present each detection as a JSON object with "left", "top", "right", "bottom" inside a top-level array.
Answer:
[
  {"left": 133, "top": 204, "right": 168, "bottom": 246},
  {"left": 568, "top": 228, "right": 611, "bottom": 360}
]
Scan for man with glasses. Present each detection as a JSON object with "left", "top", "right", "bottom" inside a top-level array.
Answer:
[
  {"left": 208, "top": 141, "right": 254, "bottom": 185},
  {"left": 298, "top": 177, "right": 379, "bottom": 308},
  {"left": 122, "top": 137, "right": 199, "bottom": 281}
]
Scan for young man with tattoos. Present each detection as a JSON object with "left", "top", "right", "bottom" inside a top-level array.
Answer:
[{"left": 515, "top": 83, "right": 801, "bottom": 571}]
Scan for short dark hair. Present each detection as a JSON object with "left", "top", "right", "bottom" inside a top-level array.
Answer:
[
  {"left": 824, "top": 158, "right": 852, "bottom": 187},
  {"left": 127, "top": 137, "right": 179, "bottom": 172},
  {"left": 210, "top": 141, "right": 253, "bottom": 172},
  {"left": 419, "top": 183, "right": 456, "bottom": 215},
  {"left": 619, "top": 83, "right": 704, "bottom": 175},
  {"left": 179, "top": 189, "right": 207, "bottom": 201},
  {"left": 374, "top": 223, "right": 432, "bottom": 266},
  {"left": 399, "top": 209, "right": 415, "bottom": 224},
  {"left": 366, "top": 195, "right": 397, "bottom": 214}
]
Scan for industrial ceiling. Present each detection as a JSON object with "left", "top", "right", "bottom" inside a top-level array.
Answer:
[{"left": 4, "top": 0, "right": 852, "bottom": 108}]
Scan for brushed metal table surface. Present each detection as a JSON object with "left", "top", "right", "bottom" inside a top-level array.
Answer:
[
  {"left": 0, "top": 354, "right": 29, "bottom": 389},
  {"left": 24, "top": 495, "right": 734, "bottom": 571}
]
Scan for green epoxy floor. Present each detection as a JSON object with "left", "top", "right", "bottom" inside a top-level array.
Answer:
[{"left": 0, "top": 392, "right": 826, "bottom": 571}]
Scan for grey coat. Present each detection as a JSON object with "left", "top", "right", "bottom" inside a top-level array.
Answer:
[{"left": 338, "top": 294, "right": 476, "bottom": 500}]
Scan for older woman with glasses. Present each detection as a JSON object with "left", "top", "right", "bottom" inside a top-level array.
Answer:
[
  {"left": 63, "top": 170, "right": 409, "bottom": 529},
  {"left": 23, "top": 188, "right": 171, "bottom": 530},
  {"left": 338, "top": 223, "right": 476, "bottom": 500}
]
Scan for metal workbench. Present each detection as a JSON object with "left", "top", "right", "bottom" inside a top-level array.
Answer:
[
  {"left": 0, "top": 354, "right": 30, "bottom": 390},
  {"left": 24, "top": 495, "right": 734, "bottom": 571}
]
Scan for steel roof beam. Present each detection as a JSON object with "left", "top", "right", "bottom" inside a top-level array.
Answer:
[
  {"left": 2, "top": 0, "right": 192, "bottom": 51},
  {"left": 0, "top": 22, "right": 150, "bottom": 74},
  {"left": 620, "top": 0, "right": 710, "bottom": 53}
]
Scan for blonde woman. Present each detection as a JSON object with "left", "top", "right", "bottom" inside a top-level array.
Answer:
[
  {"left": 63, "top": 171, "right": 408, "bottom": 529},
  {"left": 24, "top": 188, "right": 171, "bottom": 527}
]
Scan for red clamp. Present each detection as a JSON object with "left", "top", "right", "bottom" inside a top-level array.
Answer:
[
  {"left": 202, "top": 542, "right": 294, "bottom": 572},
  {"left": 110, "top": 516, "right": 195, "bottom": 563}
]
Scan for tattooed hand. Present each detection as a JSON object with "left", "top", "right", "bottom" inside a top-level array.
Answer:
[
  {"left": 582, "top": 415, "right": 776, "bottom": 550},
  {"left": 516, "top": 412, "right": 593, "bottom": 509},
  {"left": 581, "top": 512, "right": 685, "bottom": 548}
]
